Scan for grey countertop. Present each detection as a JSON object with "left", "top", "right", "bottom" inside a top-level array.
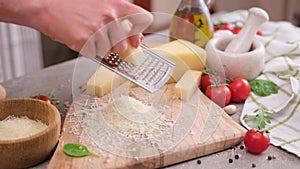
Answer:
[{"left": 2, "top": 56, "right": 300, "bottom": 169}]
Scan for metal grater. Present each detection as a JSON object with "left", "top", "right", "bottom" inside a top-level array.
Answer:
[{"left": 92, "top": 43, "right": 175, "bottom": 93}]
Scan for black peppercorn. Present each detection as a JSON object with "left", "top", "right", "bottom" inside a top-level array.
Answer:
[
  {"left": 252, "top": 163, "right": 256, "bottom": 168},
  {"left": 234, "top": 154, "right": 239, "bottom": 159},
  {"left": 240, "top": 145, "right": 245, "bottom": 150},
  {"left": 228, "top": 158, "right": 233, "bottom": 163},
  {"left": 268, "top": 155, "right": 272, "bottom": 160},
  {"left": 197, "top": 159, "right": 201, "bottom": 165}
]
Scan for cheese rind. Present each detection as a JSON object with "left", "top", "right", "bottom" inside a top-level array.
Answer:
[{"left": 175, "top": 70, "right": 202, "bottom": 101}]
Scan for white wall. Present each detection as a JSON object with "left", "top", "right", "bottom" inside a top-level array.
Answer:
[{"left": 0, "top": 24, "right": 43, "bottom": 82}]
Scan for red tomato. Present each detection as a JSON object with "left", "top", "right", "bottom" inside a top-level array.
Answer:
[
  {"left": 205, "top": 85, "right": 231, "bottom": 107},
  {"left": 244, "top": 129, "right": 270, "bottom": 154},
  {"left": 200, "top": 75, "right": 213, "bottom": 92},
  {"left": 256, "top": 28, "right": 263, "bottom": 36},
  {"left": 228, "top": 78, "right": 250, "bottom": 103},
  {"left": 200, "top": 74, "right": 227, "bottom": 92},
  {"left": 232, "top": 26, "right": 243, "bottom": 34},
  {"left": 219, "top": 23, "right": 233, "bottom": 31},
  {"left": 32, "top": 95, "right": 53, "bottom": 104},
  {"left": 214, "top": 23, "right": 234, "bottom": 32}
]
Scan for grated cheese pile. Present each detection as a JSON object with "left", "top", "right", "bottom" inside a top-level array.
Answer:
[
  {"left": 100, "top": 96, "right": 172, "bottom": 137},
  {"left": 0, "top": 115, "right": 48, "bottom": 140}
]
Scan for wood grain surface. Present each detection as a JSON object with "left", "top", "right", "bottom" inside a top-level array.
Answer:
[
  {"left": 0, "top": 98, "right": 61, "bottom": 169},
  {"left": 48, "top": 84, "right": 246, "bottom": 169}
]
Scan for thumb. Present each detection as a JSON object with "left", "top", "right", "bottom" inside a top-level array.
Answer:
[{"left": 119, "top": 3, "right": 153, "bottom": 36}]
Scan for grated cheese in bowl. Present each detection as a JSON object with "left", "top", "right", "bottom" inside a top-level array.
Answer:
[{"left": 0, "top": 115, "right": 48, "bottom": 140}]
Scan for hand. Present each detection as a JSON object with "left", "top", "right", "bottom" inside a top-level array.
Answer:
[{"left": 7, "top": 0, "right": 153, "bottom": 58}]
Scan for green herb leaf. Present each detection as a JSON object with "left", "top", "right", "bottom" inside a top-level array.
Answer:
[
  {"left": 252, "top": 106, "right": 272, "bottom": 131},
  {"left": 63, "top": 143, "right": 99, "bottom": 158},
  {"left": 250, "top": 79, "right": 279, "bottom": 97}
]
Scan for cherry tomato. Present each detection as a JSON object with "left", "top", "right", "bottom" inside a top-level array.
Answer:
[
  {"left": 32, "top": 95, "right": 53, "bottom": 104},
  {"left": 244, "top": 129, "right": 270, "bottom": 154},
  {"left": 200, "top": 74, "right": 227, "bottom": 92},
  {"left": 205, "top": 85, "right": 231, "bottom": 107},
  {"left": 200, "top": 75, "right": 213, "bottom": 92},
  {"left": 228, "top": 78, "right": 250, "bottom": 103},
  {"left": 214, "top": 23, "right": 234, "bottom": 32},
  {"left": 232, "top": 26, "right": 242, "bottom": 34},
  {"left": 256, "top": 28, "right": 263, "bottom": 36},
  {"left": 219, "top": 23, "right": 233, "bottom": 31}
]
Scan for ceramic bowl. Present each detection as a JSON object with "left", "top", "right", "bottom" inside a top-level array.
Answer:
[
  {"left": 205, "top": 34, "right": 265, "bottom": 80},
  {"left": 0, "top": 98, "right": 61, "bottom": 169}
]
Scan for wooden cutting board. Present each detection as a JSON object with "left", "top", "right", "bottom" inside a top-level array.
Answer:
[{"left": 48, "top": 83, "right": 246, "bottom": 169}]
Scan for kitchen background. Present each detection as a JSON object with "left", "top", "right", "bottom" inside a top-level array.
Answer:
[{"left": 0, "top": 0, "right": 299, "bottom": 82}]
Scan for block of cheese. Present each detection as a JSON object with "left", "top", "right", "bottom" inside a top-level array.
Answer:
[
  {"left": 153, "top": 39, "right": 206, "bottom": 82},
  {"left": 86, "top": 67, "right": 126, "bottom": 96},
  {"left": 175, "top": 70, "right": 202, "bottom": 101},
  {"left": 87, "top": 39, "right": 206, "bottom": 97},
  {"left": 86, "top": 49, "right": 143, "bottom": 97}
]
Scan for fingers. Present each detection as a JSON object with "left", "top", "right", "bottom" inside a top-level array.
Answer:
[
  {"left": 80, "top": 1, "right": 153, "bottom": 59},
  {"left": 126, "top": 12, "right": 153, "bottom": 36},
  {"left": 114, "top": 3, "right": 153, "bottom": 53},
  {"left": 119, "top": 1, "right": 153, "bottom": 33},
  {"left": 129, "top": 33, "right": 144, "bottom": 48},
  {"left": 108, "top": 19, "right": 128, "bottom": 54},
  {"left": 95, "top": 27, "right": 111, "bottom": 57},
  {"left": 80, "top": 19, "right": 128, "bottom": 58},
  {"left": 80, "top": 26, "right": 111, "bottom": 59}
]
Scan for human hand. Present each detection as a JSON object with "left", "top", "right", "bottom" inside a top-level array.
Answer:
[{"left": 29, "top": 0, "right": 153, "bottom": 58}]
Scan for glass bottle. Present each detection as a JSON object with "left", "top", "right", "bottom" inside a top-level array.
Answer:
[{"left": 169, "top": 0, "right": 214, "bottom": 47}]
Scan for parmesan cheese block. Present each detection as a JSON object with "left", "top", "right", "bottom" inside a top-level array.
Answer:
[
  {"left": 86, "top": 49, "right": 143, "bottom": 96},
  {"left": 154, "top": 39, "right": 206, "bottom": 71},
  {"left": 175, "top": 70, "right": 202, "bottom": 101},
  {"left": 87, "top": 39, "right": 206, "bottom": 97},
  {"left": 153, "top": 39, "right": 206, "bottom": 82},
  {"left": 86, "top": 67, "right": 127, "bottom": 96}
]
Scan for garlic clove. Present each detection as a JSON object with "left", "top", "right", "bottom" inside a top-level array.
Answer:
[{"left": 223, "top": 104, "right": 237, "bottom": 115}]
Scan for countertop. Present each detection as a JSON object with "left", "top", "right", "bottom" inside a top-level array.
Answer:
[{"left": 2, "top": 33, "right": 300, "bottom": 168}]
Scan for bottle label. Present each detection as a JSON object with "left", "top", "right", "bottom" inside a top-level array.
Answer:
[
  {"left": 169, "top": 12, "right": 213, "bottom": 47},
  {"left": 193, "top": 14, "right": 213, "bottom": 47},
  {"left": 170, "top": 12, "right": 195, "bottom": 42}
]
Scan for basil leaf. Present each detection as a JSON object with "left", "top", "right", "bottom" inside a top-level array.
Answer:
[
  {"left": 63, "top": 143, "right": 99, "bottom": 158},
  {"left": 250, "top": 79, "right": 279, "bottom": 97}
]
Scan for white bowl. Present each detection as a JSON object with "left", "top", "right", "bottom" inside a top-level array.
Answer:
[{"left": 205, "top": 34, "right": 265, "bottom": 80}]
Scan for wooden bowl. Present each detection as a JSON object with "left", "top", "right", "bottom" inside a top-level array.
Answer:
[{"left": 0, "top": 98, "right": 61, "bottom": 169}]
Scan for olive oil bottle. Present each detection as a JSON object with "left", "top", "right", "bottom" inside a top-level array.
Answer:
[{"left": 169, "top": 0, "right": 213, "bottom": 47}]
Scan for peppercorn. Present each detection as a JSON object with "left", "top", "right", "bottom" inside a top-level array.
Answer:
[
  {"left": 240, "top": 145, "right": 245, "bottom": 150},
  {"left": 228, "top": 158, "right": 233, "bottom": 163},
  {"left": 197, "top": 159, "right": 201, "bottom": 165},
  {"left": 252, "top": 163, "right": 256, "bottom": 168},
  {"left": 234, "top": 154, "right": 239, "bottom": 159},
  {"left": 267, "top": 155, "right": 272, "bottom": 160}
]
